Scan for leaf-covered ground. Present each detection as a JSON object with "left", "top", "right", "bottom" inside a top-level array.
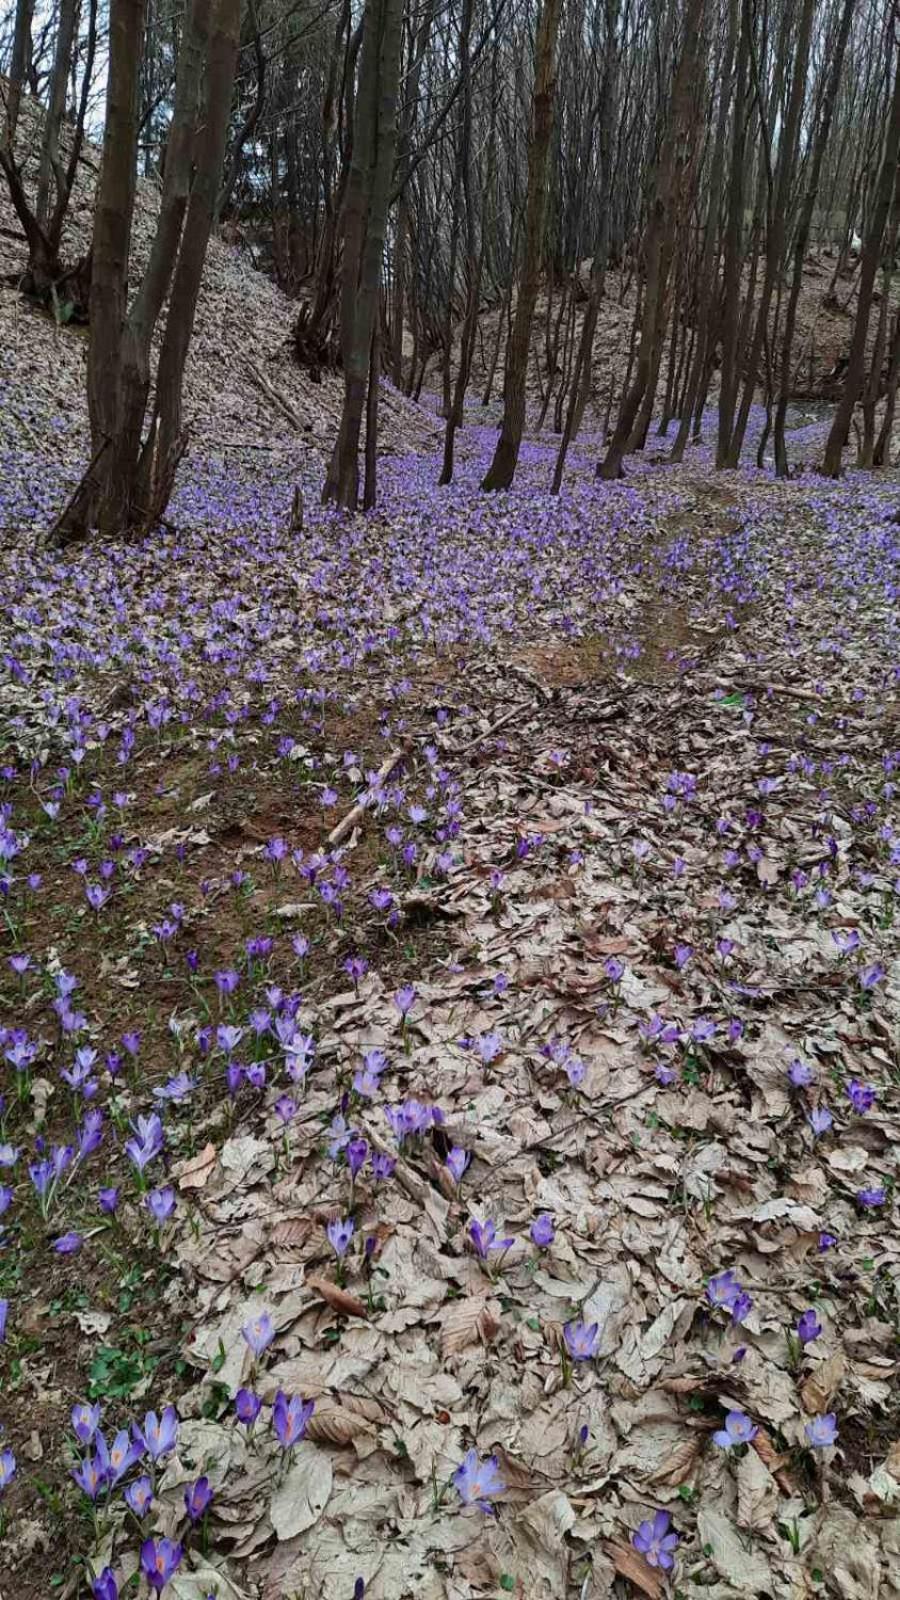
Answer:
[{"left": 0, "top": 401, "right": 898, "bottom": 1600}]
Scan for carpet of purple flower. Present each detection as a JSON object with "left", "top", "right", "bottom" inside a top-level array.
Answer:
[{"left": 0, "top": 405, "right": 899, "bottom": 1600}]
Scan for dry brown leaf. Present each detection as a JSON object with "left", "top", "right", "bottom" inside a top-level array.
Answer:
[
  {"left": 305, "top": 1275, "right": 368, "bottom": 1319},
  {"left": 646, "top": 1434, "right": 700, "bottom": 1486},
  {"left": 801, "top": 1349, "right": 846, "bottom": 1414},
  {"left": 174, "top": 1142, "right": 217, "bottom": 1191},
  {"left": 305, "top": 1401, "right": 375, "bottom": 1448},
  {"left": 752, "top": 1430, "right": 797, "bottom": 1495},
  {"left": 439, "top": 1294, "right": 502, "bottom": 1357},
  {"left": 603, "top": 1539, "right": 662, "bottom": 1599},
  {"left": 268, "top": 1216, "right": 315, "bottom": 1251}
]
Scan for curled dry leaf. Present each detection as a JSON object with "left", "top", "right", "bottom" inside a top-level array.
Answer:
[
  {"left": 801, "top": 1349, "right": 846, "bottom": 1415},
  {"left": 306, "top": 1274, "right": 368, "bottom": 1319},
  {"left": 603, "top": 1539, "right": 662, "bottom": 1600}
]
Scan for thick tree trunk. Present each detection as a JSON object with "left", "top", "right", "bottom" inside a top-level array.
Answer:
[
  {"left": 482, "top": 0, "right": 562, "bottom": 490},
  {"left": 54, "top": 0, "right": 240, "bottom": 540},
  {"left": 822, "top": 53, "right": 900, "bottom": 476}
]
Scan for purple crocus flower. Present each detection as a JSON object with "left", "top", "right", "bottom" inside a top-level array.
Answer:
[
  {"left": 184, "top": 1476, "right": 213, "bottom": 1522},
  {"left": 846, "top": 1080, "right": 875, "bottom": 1114},
  {"left": 235, "top": 1388, "right": 262, "bottom": 1425},
  {"left": 242, "top": 1311, "right": 274, "bottom": 1356},
  {"left": 136, "top": 1406, "right": 178, "bottom": 1460},
  {"left": 858, "top": 963, "right": 885, "bottom": 990},
  {"left": 857, "top": 1187, "right": 886, "bottom": 1209},
  {"left": 327, "top": 1217, "right": 355, "bottom": 1258},
  {"left": 564, "top": 1320, "right": 600, "bottom": 1361},
  {"left": 788, "top": 1058, "right": 815, "bottom": 1087},
  {"left": 370, "top": 1151, "right": 396, "bottom": 1182},
  {"left": 530, "top": 1214, "right": 555, "bottom": 1248},
  {"left": 99, "top": 1186, "right": 119, "bottom": 1214},
  {"left": 92, "top": 1569, "right": 119, "bottom": 1600},
  {"left": 604, "top": 957, "right": 624, "bottom": 983},
  {"left": 706, "top": 1270, "right": 742, "bottom": 1311},
  {"left": 0, "top": 1449, "right": 15, "bottom": 1492},
  {"left": 146, "top": 1187, "right": 175, "bottom": 1224},
  {"left": 445, "top": 1147, "right": 470, "bottom": 1184},
  {"left": 808, "top": 1107, "right": 833, "bottom": 1136},
  {"left": 53, "top": 1230, "right": 82, "bottom": 1253},
  {"left": 346, "top": 1138, "right": 368, "bottom": 1179},
  {"left": 272, "top": 1391, "right": 315, "bottom": 1450},
  {"left": 468, "top": 1218, "right": 513, "bottom": 1259},
  {"left": 394, "top": 985, "right": 416, "bottom": 1017},
  {"left": 818, "top": 1231, "right": 837, "bottom": 1252},
  {"left": 805, "top": 1413, "right": 838, "bottom": 1448},
  {"left": 106, "top": 1428, "right": 141, "bottom": 1483},
  {"left": 633, "top": 1508, "right": 679, "bottom": 1570},
  {"left": 797, "top": 1309, "right": 822, "bottom": 1346},
  {"left": 140, "top": 1537, "right": 183, "bottom": 1594},
  {"left": 72, "top": 1400, "right": 102, "bottom": 1444},
  {"left": 0, "top": 1299, "right": 6, "bottom": 1341},
  {"left": 72, "top": 1452, "right": 107, "bottom": 1499},
  {"left": 452, "top": 1449, "right": 505, "bottom": 1512},
  {"left": 712, "top": 1410, "right": 758, "bottom": 1450},
  {"left": 124, "top": 1475, "right": 154, "bottom": 1517}
]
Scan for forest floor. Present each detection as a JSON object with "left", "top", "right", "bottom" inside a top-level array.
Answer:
[{"left": 0, "top": 379, "right": 898, "bottom": 1600}]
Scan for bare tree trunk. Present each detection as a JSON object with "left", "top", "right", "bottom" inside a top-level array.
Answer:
[
  {"left": 600, "top": 0, "right": 704, "bottom": 479},
  {"left": 670, "top": 0, "right": 737, "bottom": 463},
  {"left": 141, "top": 0, "right": 241, "bottom": 523},
  {"left": 822, "top": 50, "right": 900, "bottom": 476},
  {"left": 3, "top": 0, "right": 34, "bottom": 154},
  {"left": 716, "top": 0, "right": 751, "bottom": 466},
  {"left": 482, "top": 0, "right": 562, "bottom": 490},
  {"left": 35, "top": 0, "right": 78, "bottom": 228},
  {"left": 323, "top": 0, "right": 404, "bottom": 508},
  {"left": 773, "top": 0, "right": 854, "bottom": 476},
  {"left": 54, "top": 0, "right": 240, "bottom": 540},
  {"left": 727, "top": 0, "right": 814, "bottom": 467},
  {"left": 439, "top": 0, "right": 478, "bottom": 485}
]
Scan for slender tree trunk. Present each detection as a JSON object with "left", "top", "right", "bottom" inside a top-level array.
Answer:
[
  {"left": 482, "top": 0, "right": 562, "bottom": 490},
  {"left": 727, "top": 0, "right": 814, "bottom": 467},
  {"left": 324, "top": 0, "right": 404, "bottom": 507},
  {"left": 3, "top": 0, "right": 34, "bottom": 154},
  {"left": 773, "top": 0, "right": 855, "bottom": 476},
  {"left": 600, "top": 0, "right": 704, "bottom": 479},
  {"left": 822, "top": 51, "right": 900, "bottom": 476},
  {"left": 35, "top": 0, "right": 78, "bottom": 228},
  {"left": 717, "top": 0, "right": 751, "bottom": 466}
]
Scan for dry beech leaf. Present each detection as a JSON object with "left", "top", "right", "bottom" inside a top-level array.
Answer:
[
  {"left": 268, "top": 1216, "right": 315, "bottom": 1251},
  {"left": 801, "top": 1349, "right": 846, "bottom": 1414},
  {"left": 647, "top": 1434, "right": 700, "bottom": 1485},
  {"left": 439, "top": 1294, "right": 502, "bottom": 1357},
  {"left": 603, "top": 1539, "right": 662, "bottom": 1600},
  {"left": 752, "top": 1430, "right": 797, "bottom": 1495},
  {"left": 305, "top": 1400, "right": 375, "bottom": 1448},
  {"left": 174, "top": 1142, "right": 217, "bottom": 1191},
  {"left": 305, "top": 1275, "right": 368, "bottom": 1319}
]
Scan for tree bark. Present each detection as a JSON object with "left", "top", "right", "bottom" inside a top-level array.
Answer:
[
  {"left": 323, "top": 0, "right": 404, "bottom": 508},
  {"left": 822, "top": 49, "right": 900, "bottom": 476},
  {"left": 482, "top": 0, "right": 562, "bottom": 490},
  {"left": 599, "top": 0, "right": 705, "bottom": 479}
]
